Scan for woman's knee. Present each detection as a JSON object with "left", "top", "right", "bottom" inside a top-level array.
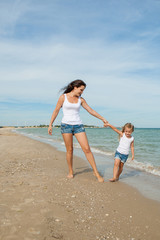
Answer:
[
  {"left": 82, "top": 146, "right": 91, "bottom": 154},
  {"left": 66, "top": 147, "right": 73, "bottom": 154}
]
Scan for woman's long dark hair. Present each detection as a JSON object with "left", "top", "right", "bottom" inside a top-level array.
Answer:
[{"left": 61, "top": 79, "right": 86, "bottom": 93}]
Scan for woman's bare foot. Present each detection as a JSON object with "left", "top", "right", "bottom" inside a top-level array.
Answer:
[
  {"left": 109, "top": 178, "right": 119, "bottom": 182},
  {"left": 67, "top": 174, "right": 74, "bottom": 179},
  {"left": 97, "top": 175, "right": 104, "bottom": 182},
  {"left": 94, "top": 172, "right": 104, "bottom": 182}
]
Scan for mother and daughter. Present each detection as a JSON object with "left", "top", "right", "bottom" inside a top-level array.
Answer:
[{"left": 48, "top": 79, "right": 134, "bottom": 182}]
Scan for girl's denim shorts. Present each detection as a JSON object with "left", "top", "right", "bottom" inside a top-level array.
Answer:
[
  {"left": 61, "top": 123, "right": 85, "bottom": 135},
  {"left": 114, "top": 150, "right": 129, "bottom": 163}
]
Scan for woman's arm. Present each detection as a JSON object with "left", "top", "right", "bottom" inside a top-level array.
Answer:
[
  {"left": 81, "top": 97, "right": 108, "bottom": 123},
  {"left": 48, "top": 95, "right": 64, "bottom": 135},
  {"left": 105, "top": 123, "right": 123, "bottom": 137},
  {"left": 130, "top": 141, "right": 134, "bottom": 160}
]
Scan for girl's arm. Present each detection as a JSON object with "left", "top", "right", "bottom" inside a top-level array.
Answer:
[
  {"left": 130, "top": 141, "right": 134, "bottom": 160},
  {"left": 81, "top": 97, "right": 108, "bottom": 124},
  {"left": 105, "top": 123, "right": 123, "bottom": 137},
  {"left": 48, "top": 95, "right": 64, "bottom": 135}
]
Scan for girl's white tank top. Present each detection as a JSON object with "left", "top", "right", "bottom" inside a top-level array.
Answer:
[
  {"left": 117, "top": 133, "right": 134, "bottom": 155},
  {"left": 61, "top": 94, "right": 82, "bottom": 125}
]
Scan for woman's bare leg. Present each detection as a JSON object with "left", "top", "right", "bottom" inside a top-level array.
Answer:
[
  {"left": 109, "top": 158, "right": 121, "bottom": 182},
  {"left": 75, "top": 132, "right": 104, "bottom": 182},
  {"left": 62, "top": 133, "right": 74, "bottom": 178}
]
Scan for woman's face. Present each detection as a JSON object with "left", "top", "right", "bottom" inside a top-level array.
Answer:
[{"left": 73, "top": 85, "right": 85, "bottom": 96}]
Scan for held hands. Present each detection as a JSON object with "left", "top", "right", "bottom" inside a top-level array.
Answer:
[
  {"left": 103, "top": 122, "right": 110, "bottom": 128},
  {"left": 102, "top": 118, "right": 108, "bottom": 125},
  {"left": 48, "top": 126, "right": 52, "bottom": 135}
]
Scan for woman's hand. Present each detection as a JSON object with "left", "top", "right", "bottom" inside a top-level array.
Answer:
[
  {"left": 48, "top": 126, "right": 52, "bottom": 135},
  {"left": 48, "top": 95, "right": 64, "bottom": 136},
  {"left": 102, "top": 118, "right": 108, "bottom": 124},
  {"left": 104, "top": 122, "right": 110, "bottom": 127}
]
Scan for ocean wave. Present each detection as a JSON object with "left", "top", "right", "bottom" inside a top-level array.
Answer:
[
  {"left": 90, "top": 147, "right": 113, "bottom": 156},
  {"left": 126, "top": 159, "right": 160, "bottom": 177},
  {"left": 67, "top": 142, "right": 113, "bottom": 156}
]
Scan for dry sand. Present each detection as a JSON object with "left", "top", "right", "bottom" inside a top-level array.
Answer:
[{"left": 0, "top": 128, "right": 160, "bottom": 240}]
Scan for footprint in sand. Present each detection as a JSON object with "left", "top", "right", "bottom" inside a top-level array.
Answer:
[
  {"left": 28, "top": 227, "right": 40, "bottom": 235},
  {"left": 23, "top": 198, "right": 34, "bottom": 204},
  {"left": 11, "top": 206, "right": 22, "bottom": 212}
]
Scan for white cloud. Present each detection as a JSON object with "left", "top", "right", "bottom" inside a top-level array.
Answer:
[
  {"left": 0, "top": 0, "right": 160, "bottom": 127},
  {"left": 0, "top": 37, "right": 160, "bottom": 113}
]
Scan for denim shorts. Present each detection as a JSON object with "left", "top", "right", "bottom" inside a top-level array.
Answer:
[
  {"left": 114, "top": 150, "right": 129, "bottom": 163},
  {"left": 61, "top": 123, "right": 85, "bottom": 135}
]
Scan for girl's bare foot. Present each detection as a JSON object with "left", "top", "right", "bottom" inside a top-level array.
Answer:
[{"left": 109, "top": 178, "right": 119, "bottom": 182}]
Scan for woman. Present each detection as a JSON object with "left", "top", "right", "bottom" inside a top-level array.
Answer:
[{"left": 48, "top": 79, "right": 108, "bottom": 182}]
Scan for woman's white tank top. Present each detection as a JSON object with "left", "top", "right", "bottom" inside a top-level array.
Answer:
[{"left": 61, "top": 94, "right": 82, "bottom": 125}]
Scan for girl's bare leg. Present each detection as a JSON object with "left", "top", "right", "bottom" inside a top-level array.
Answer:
[
  {"left": 117, "top": 162, "right": 124, "bottom": 179},
  {"left": 109, "top": 158, "right": 121, "bottom": 182},
  {"left": 62, "top": 133, "right": 74, "bottom": 178},
  {"left": 75, "top": 132, "right": 104, "bottom": 182}
]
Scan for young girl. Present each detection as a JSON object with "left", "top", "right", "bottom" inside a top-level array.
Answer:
[{"left": 104, "top": 122, "right": 134, "bottom": 182}]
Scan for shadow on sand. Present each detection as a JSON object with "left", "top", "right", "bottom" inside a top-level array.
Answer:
[{"left": 74, "top": 166, "right": 93, "bottom": 177}]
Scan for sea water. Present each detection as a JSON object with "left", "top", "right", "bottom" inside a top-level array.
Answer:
[{"left": 15, "top": 127, "right": 160, "bottom": 202}]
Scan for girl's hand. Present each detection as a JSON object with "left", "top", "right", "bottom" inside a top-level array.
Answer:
[
  {"left": 48, "top": 126, "right": 52, "bottom": 135},
  {"left": 102, "top": 118, "right": 108, "bottom": 124},
  {"left": 132, "top": 156, "right": 134, "bottom": 160},
  {"left": 104, "top": 122, "right": 110, "bottom": 127}
]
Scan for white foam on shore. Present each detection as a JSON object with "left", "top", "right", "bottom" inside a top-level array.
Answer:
[
  {"left": 90, "top": 147, "right": 113, "bottom": 156},
  {"left": 126, "top": 159, "right": 160, "bottom": 177},
  {"left": 70, "top": 142, "right": 114, "bottom": 156}
]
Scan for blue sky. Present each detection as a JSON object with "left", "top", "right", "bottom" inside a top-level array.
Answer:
[{"left": 0, "top": 0, "right": 160, "bottom": 127}]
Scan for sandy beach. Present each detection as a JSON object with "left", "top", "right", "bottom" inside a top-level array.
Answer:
[{"left": 0, "top": 128, "right": 160, "bottom": 240}]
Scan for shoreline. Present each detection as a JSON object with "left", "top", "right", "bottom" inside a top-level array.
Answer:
[
  {"left": 0, "top": 128, "right": 160, "bottom": 239},
  {"left": 15, "top": 127, "right": 160, "bottom": 202}
]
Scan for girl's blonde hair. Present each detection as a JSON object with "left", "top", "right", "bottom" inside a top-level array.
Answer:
[{"left": 122, "top": 123, "right": 134, "bottom": 133}]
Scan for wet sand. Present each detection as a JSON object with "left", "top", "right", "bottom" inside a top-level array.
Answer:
[{"left": 0, "top": 128, "right": 160, "bottom": 240}]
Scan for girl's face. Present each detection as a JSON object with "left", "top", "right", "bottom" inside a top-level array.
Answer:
[
  {"left": 73, "top": 85, "right": 85, "bottom": 96},
  {"left": 124, "top": 127, "right": 132, "bottom": 138}
]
